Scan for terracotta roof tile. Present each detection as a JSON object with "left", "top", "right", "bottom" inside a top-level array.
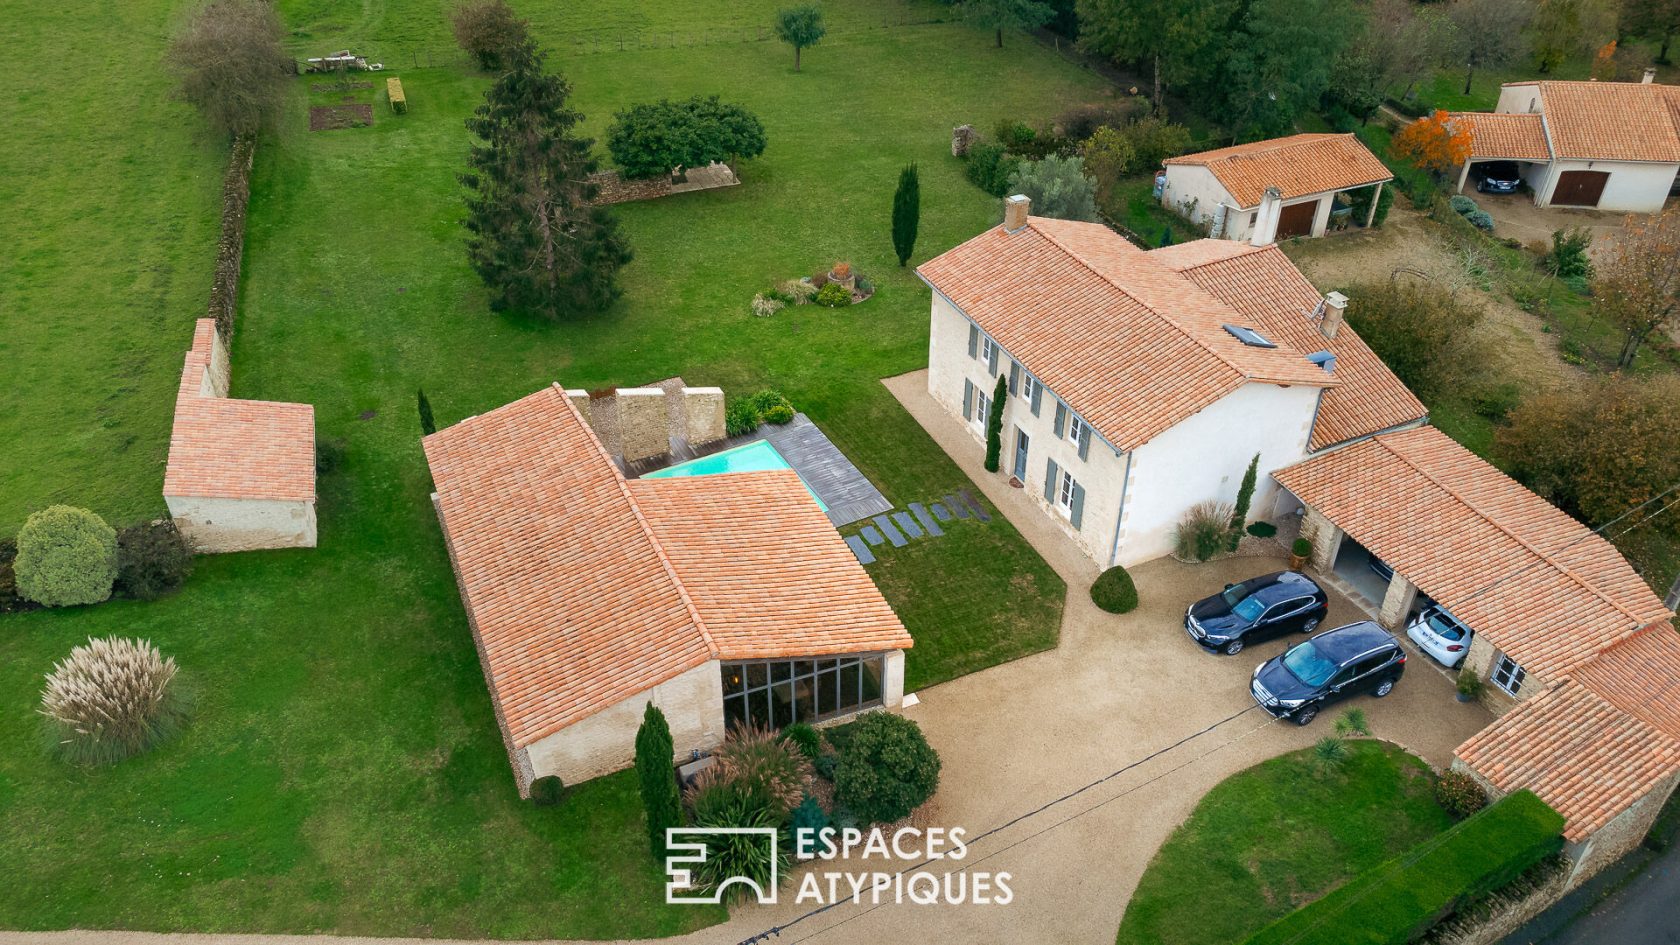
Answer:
[
  {"left": 422, "top": 385, "right": 909, "bottom": 750},
  {"left": 630, "top": 473, "right": 911, "bottom": 659},
  {"left": 1505, "top": 80, "right": 1680, "bottom": 163},
  {"left": 163, "top": 319, "right": 315, "bottom": 502},
  {"left": 917, "top": 217, "right": 1336, "bottom": 452},
  {"left": 1157, "top": 242, "right": 1426, "bottom": 449},
  {"left": 1449, "top": 112, "right": 1553, "bottom": 162},
  {"left": 1457, "top": 680, "right": 1680, "bottom": 841},
  {"left": 1275, "top": 426, "right": 1671, "bottom": 681},
  {"left": 1572, "top": 625, "right": 1680, "bottom": 740},
  {"left": 1163, "top": 134, "right": 1392, "bottom": 208}
]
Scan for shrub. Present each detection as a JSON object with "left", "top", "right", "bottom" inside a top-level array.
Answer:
[
  {"left": 1466, "top": 210, "right": 1494, "bottom": 232},
  {"left": 1173, "top": 500, "right": 1235, "bottom": 562},
  {"left": 1292, "top": 537, "right": 1312, "bottom": 558},
  {"left": 814, "top": 752, "right": 840, "bottom": 781},
  {"left": 1312, "top": 735, "right": 1350, "bottom": 775},
  {"left": 750, "top": 293, "right": 785, "bottom": 317},
  {"left": 810, "top": 270, "right": 830, "bottom": 289},
  {"left": 1245, "top": 521, "right": 1277, "bottom": 538},
  {"left": 1543, "top": 227, "right": 1594, "bottom": 280},
  {"left": 781, "top": 279, "right": 817, "bottom": 304},
  {"left": 1449, "top": 194, "right": 1479, "bottom": 216},
  {"left": 749, "top": 389, "right": 793, "bottom": 416},
  {"left": 1334, "top": 708, "right": 1370, "bottom": 737},
  {"left": 635, "top": 703, "right": 682, "bottom": 859},
  {"left": 40, "top": 637, "right": 188, "bottom": 765},
  {"left": 984, "top": 374, "right": 1007, "bottom": 472},
  {"left": 1117, "top": 116, "right": 1193, "bottom": 170},
  {"left": 686, "top": 783, "right": 789, "bottom": 899},
  {"left": 790, "top": 794, "right": 829, "bottom": 848},
  {"left": 1005, "top": 154, "right": 1098, "bottom": 222},
  {"left": 15, "top": 505, "right": 117, "bottom": 607},
  {"left": 1348, "top": 182, "right": 1394, "bottom": 228},
  {"left": 707, "top": 723, "right": 812, "bottom": 818},
  {"left": 762, "top": 403, "right": 795, "bottom": 425},
  {"left": 451, "top": 0, "right": 530, "bottom": 71},
  {"left": 814, "top": 282, "right": 852, "bottom": 307},
  {"left": 531, "top": 774, "right": 564, "bottom": 807},
  {"left": 964, "top": 141, "right": 1020, "bottom": 198},
  {"left": 606, "top": 96, "right": 767, "bottom": 180},
  {"left": 1471, "top": 382, "right": 1523, "bottom": 422},
  {"left": 1243, "top": 791, "right": 1564, "bottom": 945},
  {"left": 994, "top": 119, "right": 1038, "bottom": 152},
  {"left": 1090, "top": 565, "right": 1139, "bottom": 614},
  {"left": 114, "top": 522, "right": 194, "bottom": 602},
  {"left": 1435, "top": 770, "right": 1488, "bottom": 819},
  {"left": 781, "top": 722, "right": 821, "bottom": 761},
  {"left": 1229, "top": 453, "right": 1259, "bottom": 550},
  {"left": 169, "top": 0, "right": 292, "bottom": 137},
  {"left": 1457, "top": 667, "right": 1484, "bottom": 699},
  {"left": 1343, "top": 281, "right": 1487, "bottom": 401},
  {"left": 1056, "top": 100, "right": 1147, "bottom": 141},
  {"left": 725, "top": 399, "right": 762, "bottom": 436},
  {"left": 833, "top": 712, "right": 941, "bottom": 825},
  {"left": 855, "top": 275, "right": 874, "bottom": 296},
  {"left": 0, "top": 538, "right": 34, "bottom": 614}
]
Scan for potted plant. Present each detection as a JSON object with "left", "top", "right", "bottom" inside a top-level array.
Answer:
[
  {"left": 828, "top": 261, "right": 857, "bottom": 292},
  {"left": 1289, "top": 537, "right": 1312, "bottom": 570},
  {"left": 1456, "top": 668, "right": 1483, "bottom": 703}
]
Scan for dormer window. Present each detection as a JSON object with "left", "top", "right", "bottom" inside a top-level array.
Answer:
[{"left": 1223, "top": 324, "right": 1277, "bottom": 348}]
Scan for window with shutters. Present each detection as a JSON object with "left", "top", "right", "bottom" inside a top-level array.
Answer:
[
  {"left": 1021, "top": 375, "right": 1038, "bottom": 403},
  {"left": 981, "top": 336, "right": 998, "bottom": 366},
  {"left": 973, "top": 390, "right": 990, "bottom": 429},
  {"left": 1067, "top": 415, "right": 1087, "bottom": 449},
  {"left": 1057, "top": 470, "right": 1077, "bottom": 512}
]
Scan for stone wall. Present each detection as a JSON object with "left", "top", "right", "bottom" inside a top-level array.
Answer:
[
  {"left": 167, "top": 494, "right": 317, "bottom": 553},
  {"left": 1298, "top": 505, "right": 1342, "bottom": 572},
  {"left": 1378, "top": 572, "right": 1419, "bottom": 630},
  {"left": 588, "top": 170, "right": 671, "bottom": 205},
  {"left": 682, "top": 387, "right": 726, "bottom": 446},
  {"left": 618, "top": 388, "right": 671, "bottom": 463},
  {"left": 1421, "top": 857, "right": 1570, "bottom": 945},
  {"left": 208, "top": 134, "right": 257, "bottom": 344},
  {"left": 1565, "top": 770, "right": 1680, "bottom": 886}
]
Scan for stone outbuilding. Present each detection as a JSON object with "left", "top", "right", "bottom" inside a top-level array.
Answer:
[{"left": 163, "top": 319, "right": 316, "bottom": 552}]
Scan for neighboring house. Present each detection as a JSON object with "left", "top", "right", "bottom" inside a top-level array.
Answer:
[
  {"left": 421, "top": 383, "right": 912, "bottom": 795},
  {"left": 922, "top": 197, "right": 1680, "bottom": 890},
  {"left": 918, "top": 195, "right": 1422, "bottom": 568},
  {"left": 1450, "top": 74, "right": 1680, "bottom": 211},
  {"left": 163, "top": 319, "right": 316, "bottom": 552},
  {"left": 1159, "top": 133, "right": 1392, "bottom": 244}
]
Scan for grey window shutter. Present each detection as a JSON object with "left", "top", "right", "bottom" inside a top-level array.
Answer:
[
  {"left": 1078, "top": 424, "right": 1090, "bottom": 461},
  {"left": 1009, "top": 360, "right": 1021, "bottom": 395},
  {"left": 1030, "top": 380, "right": 1043, "bottom": 417},
  {"left": 1044, "top": 458, "right": 1060, "bottom": 504},
  {"left": 1053, "top": 401, "right": 1067, "bottom": 437},
  {"left": 987, "top": 343, "right": 999, "bottom": 376},
  {"left": 1070, "top": 481, "right": 1086, "bottom": 529},
  {"left": 963, "top": 379, "right": 974, "bottom": 418},
  {"left": 968, "top": 323, "right": 979, "bottom": 359}
]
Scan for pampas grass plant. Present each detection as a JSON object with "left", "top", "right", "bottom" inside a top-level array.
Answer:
[{"left": 40, "top": 636, "right": 189, "bottom": 765}]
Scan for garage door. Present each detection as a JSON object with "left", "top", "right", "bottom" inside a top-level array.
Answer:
[
  {"left": 1277, "top": 200, "right": 1317, "bottom": 239},
  {"left": 1552, "top": 170, "right": 1610, "bottom": 207}
]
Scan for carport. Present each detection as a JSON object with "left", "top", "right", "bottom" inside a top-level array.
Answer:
[{"left": 1449, "top": 112, "right": 1553, "bottom": 200}]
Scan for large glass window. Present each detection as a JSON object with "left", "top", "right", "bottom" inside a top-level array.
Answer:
[{"left": 721, "top": 653, "right": 887, "bottom": 732}]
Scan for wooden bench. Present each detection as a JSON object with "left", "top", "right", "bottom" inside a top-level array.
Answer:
[{"left": 386, "top": 77, "right": 406, "bottom": 114}]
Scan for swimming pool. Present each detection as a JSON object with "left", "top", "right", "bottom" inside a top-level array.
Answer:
[{"left": 641, "top": 440, "right": 829, "bottom": 511}]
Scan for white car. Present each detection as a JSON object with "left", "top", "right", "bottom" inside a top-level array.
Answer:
[{"left": 1405, "top": 604, "right": 1472, "bottom": 668}]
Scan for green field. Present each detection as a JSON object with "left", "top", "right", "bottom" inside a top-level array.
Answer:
[
  {"left": 0, "top": 0, "right": 1094, "bottom": 935},
  {"left": 1116, "top": 740, "right": 1455, "bottom": 945}
]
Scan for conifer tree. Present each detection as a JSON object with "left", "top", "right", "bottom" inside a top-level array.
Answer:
[
  {"left": 892, "top": 162, "right": 920, "bottom": 267},
  {"left": 634, "top": 703, "right": 681, "bottom": 860}
]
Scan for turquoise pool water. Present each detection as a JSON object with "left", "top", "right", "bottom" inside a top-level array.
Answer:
[{"left": 642, "top": 440, "right": 829, "bottom": 512}]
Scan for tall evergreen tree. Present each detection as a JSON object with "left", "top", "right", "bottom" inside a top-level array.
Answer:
[
  {"left": 1230, "top": 453, "right": 1259, "bottom": 549},
  {"left": 417, "top": 388, "right": 436, "bottom": 436},
  {"left": 461, "top": 41, "right": 632, "bottom": 319},
  {"left": 634, "top": 702, "right": 681, "bottom": 860},
  {"left": 984, "top": 375, "right": 1008, "bottom": 472},
  {"left": 891, "top": 163, "right": 920, "bottom": 267}
]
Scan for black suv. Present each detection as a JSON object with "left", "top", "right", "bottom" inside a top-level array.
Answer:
[
  {"left": 1250, "top": 621, "right": 1406, "bottom": 725},
  {"left": 1476, "top": 160, "right": 1522, "bottom": 195},
  {"left": 1185, "top": 571, "right": 1329, "bottom": 656}
]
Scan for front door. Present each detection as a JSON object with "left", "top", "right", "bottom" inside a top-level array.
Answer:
[
  {"left": 1552, "top": 170, "right": 1609, "bottom": 207},
  {"left": 1012, "top": 427, "right": 1030, "bottom": 479},
  {"left": 1276, "top": 199, "right": 1318, "bottom": 239}
]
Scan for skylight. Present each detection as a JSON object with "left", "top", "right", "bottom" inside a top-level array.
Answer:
[{"left": 1222, "top": 324, "right": 1277, "bottom": 348}]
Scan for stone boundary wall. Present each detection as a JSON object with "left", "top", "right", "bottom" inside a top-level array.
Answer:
[
  {"left": 1421, "top": 856, "right": 1570, "bottom": 945},
  {"left": 588, "top": 171, "right": 671, "bottom": 205},
  {"left": 208, "top": 134, "right": 257, "bottom": 344}
]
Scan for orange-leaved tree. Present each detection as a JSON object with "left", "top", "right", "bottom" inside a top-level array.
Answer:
[
  {"left": 1591, "top": 40, "right": 1619, "bottom": 80},
  {"left": 1392, "top": 110, "right": 1473, "bottom": 177}
]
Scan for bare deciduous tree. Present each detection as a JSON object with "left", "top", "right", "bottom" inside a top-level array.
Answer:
[
  {"left": 451, "top": 0, "right": 530, "bottom": 71},
  {"left": 1595, "top": 206, "right": 1680, "bottom": 368},
  {"left": 1449, "top": 0, "right": 1534, "bottom": 94},
  {"left": 169, "top": 0, "right": 291, "bottom": 138}
]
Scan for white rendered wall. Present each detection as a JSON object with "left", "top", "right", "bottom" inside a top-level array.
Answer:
[
  {"left": 1495, "top": 85, "right": 1543, "bottom": 115},
  {"left": 1538, "top": 158, "right": 1679, "bottom": 212},
  {"left": 1161, "top": 165, "right": 1248, "bottom": 240},
  {"left": 165, "top": 494, "right": 316, "bottom": 552}
]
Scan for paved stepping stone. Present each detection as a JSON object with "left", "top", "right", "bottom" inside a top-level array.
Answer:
[
  {"left": 844, "top": 534, "right": 876, "bottom": 565},
  {"left": 944, "top": 494, "right": 971, "bottom": 519},
  {"left": 960, "top": 489, "right": 992, "bottom": 522},
  {"left": 861, "top": 525, "right": 885, "bottom": 546},
  {"left": 873, "top": 514, "right": 908, "bottom": 547},
  {"left": 910, "top": 502, "right": 944, "bottom": 537},
  {"left": 930, "top": 502, "right": 954, "bottom": 522},
  {"left": 893, "top": 511, "right": 923, "bottom": 539}
]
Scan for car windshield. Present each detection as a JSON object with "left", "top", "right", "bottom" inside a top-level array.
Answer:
[
  {"left": 1220, "top": 583, "right": 1251, "bottom": 608},
  {"left": 1426, "top": 612, "right": 1465, "bottom": 641},
  {"left": 1232, "top": 596, "right": 1267, "bottom": 623},
  {"left": 1282, "top": 641, "right": 1338, "bottom": 687}
]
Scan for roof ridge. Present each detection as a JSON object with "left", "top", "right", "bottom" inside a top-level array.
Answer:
[
  {"left": 552, "top": 383, "right": 720, "bottom": 659},
  {"left": 1169, "top": 242, "right": 1270, "bottom": 273},
  {"left": 1379, "top": 430, "right": 1654, "bottom": 638}
]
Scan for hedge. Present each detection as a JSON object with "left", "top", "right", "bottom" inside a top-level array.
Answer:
[{"left": 1243, "top": 790, "right": 1564, "bottom": 945}]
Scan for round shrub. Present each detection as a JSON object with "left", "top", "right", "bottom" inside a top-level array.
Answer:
[
  {"left": 1090, "top": 565, "right": 1139, "bottom": 614},
  {"left": 1292, "top": 537, "right": 1313, "bottom": 558},
  {"left": 762, "top": 404, "right": 795, "bottom": 425},
  {"left": 781, "top": 722, "right": 821, "bottom": 761},
  {"left": 790, "top": 794, "right": 829, "bottom": 846},
  {"left": 814, "top": 282, "right": 852, "bottom": 308},
  {"left": 15, "top": 505, "right": 117, "bottom": 607},
  {"left": 531, "top": 774, "right": 565, "bottom": 807},
  {"left": 1245, "top": 521, "right": 1277, "bottom": 538},
  {"left": 40, "top": 636, "right": 189, "bottom": 765},
  {"left": 833, "top": 712, "right": 941, "bottom": 825},
  {"left": 115, "top": 521, "right": 194, "bottom": 601},
  {"left": 1466, "top": 210, "right": 1494, "bottom": 232},
  {"left": 749, "top": 389, "right": 792, "bottom": 415},
  {"left": 1448, "top": 194, "right": 1478, "bottom": 216},
  {"left": 1434, "top": 769, "right": 1488, "bottom": 819},
  {"left": 725, "top": 400, "right": 761, "bottom": 437}
]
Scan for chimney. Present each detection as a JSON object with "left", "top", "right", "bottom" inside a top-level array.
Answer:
[
  {"left": 1250, "top": 186, "right": 1283, "bottom": 246},
  {"left": 1643, "top": 67, "right": 1658, "bottom": 85},
  {"left": 1320, "top": 291, "right": 1348, "bottom": 340},
  {"left": 1004, "top": 194, "right": 1031, "bottom": 233}
]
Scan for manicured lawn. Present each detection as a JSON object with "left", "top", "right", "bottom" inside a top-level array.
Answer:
[
  {"left": 1115, "top": 740, "right": 1454, "bottom": 945},
  {"left": 0, "top": 2, "right": 1089, "bottom": 936}
]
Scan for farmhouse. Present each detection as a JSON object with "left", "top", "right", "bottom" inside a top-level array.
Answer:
[
  {"left": 1450, "top": 75, "right": 1680, "bottom": 211},
  {"left": 921, "top": 198, "right": 1680, "bottom": 885},
  {"left": 1158, "top": 133, "right": 1393, "bottom": 244},
  {"left": 163, "top": 319, "right": 316, "bottom": 552},
  {"left": 421, "top": 383, "right": 912, "bottom": 794}
]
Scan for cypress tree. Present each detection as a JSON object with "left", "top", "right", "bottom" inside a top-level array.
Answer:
[
  {"left": 634, "top": 702, "right": 681, "bottom": 860},
  {"left": 417, "top": 388, "right": 436, "bottom": 436},
  {"left": 1230, "top": 452, "right": 1259, "bottom": 550},
  {"left": 892, "top": 162, "right": 920, "bottom": 267},
  {"left": 984, "top": 375, "right": 1008, "bottom": 473},
  {"left": 461, "top": 40, "right": 632, "bottom": 318}
]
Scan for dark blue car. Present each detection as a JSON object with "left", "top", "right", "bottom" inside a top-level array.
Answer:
[
  {"left": 1251, "top": 621, "right": 1407, "bottom": 726},
  {"left": 1476, "top": 160, "right": 1522, "bottom": 195},
  {"left": 1185, "top": 571, "right": 1329, "bottom": 656}
]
